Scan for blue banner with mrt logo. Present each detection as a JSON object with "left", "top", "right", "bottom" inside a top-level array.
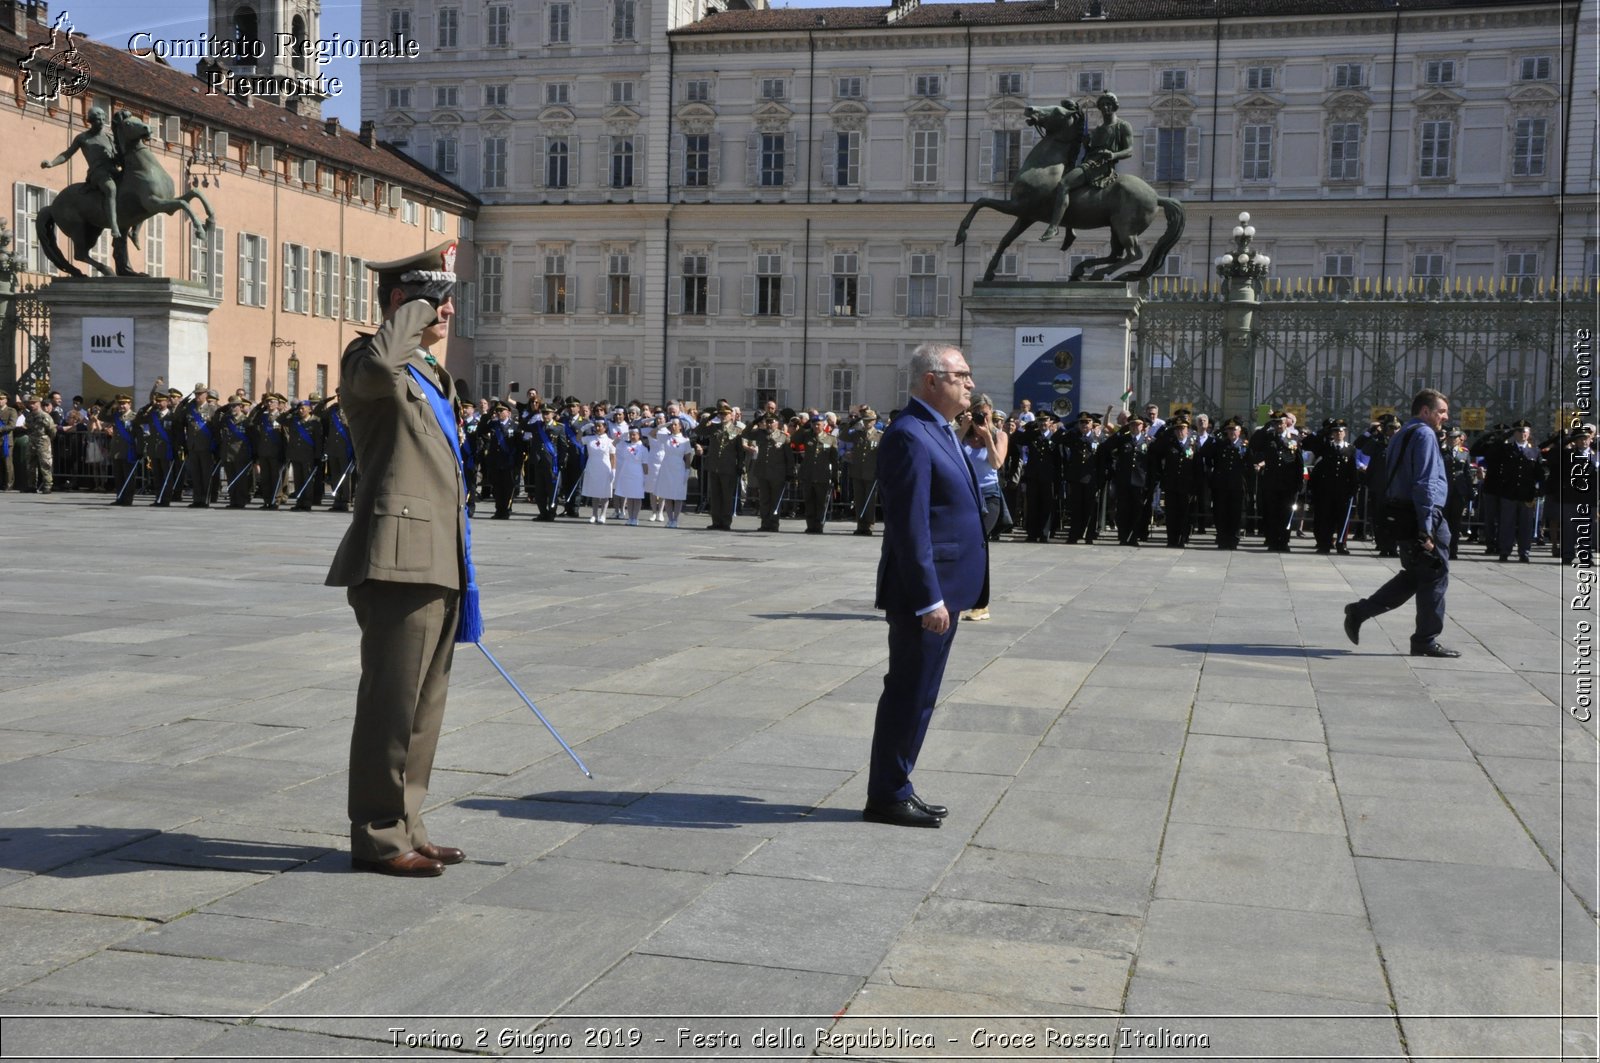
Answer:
[{"left": 1013, "top": 328, "right": 1083, "bottom": 420}]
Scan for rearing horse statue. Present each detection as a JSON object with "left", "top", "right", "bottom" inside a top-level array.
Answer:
[
  {"left": 37, "top": 112, "right": 216, "bottom": 278},
  {"left": 955, "top": 100, "right": 1184, "bottom": 283}
]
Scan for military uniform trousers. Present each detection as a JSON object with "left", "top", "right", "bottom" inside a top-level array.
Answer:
[
  {"left": 851, "top": 475, "right": 878, "bottom": 532},
  {"left": 1312, "top": 486, "right": 1356, "bottom": 551},
  {"left": 1065, "top": 480, "right": 1100, "bottom": 542},
  {"left": 486, "top": 465, "right": 516, "bottom": 518},
  {"left": 110, "top": 452, "right": 138, "bottom": 505},
  {"left": 1259, "top": 479, "right": 1297, "bottom": 549},
  {"left": 1495, "top": 495, "right": 1537, "bottom": 560},
  {"left": 290, "top": 458, "right": 322, "bottom": 509},
  {"left": 257, "top": 457, "right": 286, "bottom": 508},
  {"left": 752, "top": 473, "right": 786, "bottom": 531},
  {"left": 347, "top": 580, "right": 460, "bottom": 862},
  {"left": 526, "top": 456, "right": 559, "bottom": 520},
  {"left": 803, "top": 479, "right": 832, "bottom": 533},
  {"left": 147, "top": 453, "right": 174, "bottom": 504},
  {"left": 222, "top": 459, "right": 255, "bottom": 508},
  {"left": 1113, "top": 481, "right": 1146, "bottom": 544},
  {"left": 1211, "top": 481, "right": 1245, "bottom": 549},
  {"left": 1023, "top": 475, "right": 1057, "bottom": 541},
  {"left": 325, "top": 448, "right": 354, "bottom": 512},
  {"left": 704, "top": 470, "right": 739, "bottom": 528},
  {"left": 1163, "top": 486, "right": 1193, "bottom": 546},
  {"left": 28, "top": 438, "right": 53, "bottom": 492},
  {"left": 186, "top": 447, "right": 217, "bottom": 506}
]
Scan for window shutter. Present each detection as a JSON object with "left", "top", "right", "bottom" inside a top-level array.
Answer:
[
  {"left": 237, "top": 238, "right": 248, "bottom": 303},
  {"left": 1186, "top": 124, "right": 1201, "bottom": 182},
  {"left": 282, "top": 243, "right": 293, "bottom": 311},
  {"left": 822, "top": 138, "right": 836, "bottom": 187},
  {"left": 816, "top": 273, "right": 832, "bottom": 315},
  {"left": 629, "top": 274, "right": 641, "bottom": 315},
  {"left": 894, "top": 275, "right": 909, "bottom": 317},
  {"left": 669, "top": 132, "right": 683, "bottom": 187},
  {"left": 708, "top": 135, "right": 721, "bottom": 185},
  {"left": 533, "top": 136, "right": 546, "bottom": 188},
  {"left": 667, "top": 275, "right": 682, "bottom": 315},
  {"left": 781, "top": 275, "right": 795, "bottom": 317},
  {"left": 531, "top": 275, "right": 546, "bottom": 314},
  {"left": 597, "top": 272, "right": 609, "bottom": 312},
  {"left": 741, "top": 273, "right": 756, "bottom": 315},
  {"left": 706, "top": 275, "right": 721, "bottom": 316},
  {"left": 569, "top": 138, "right": 580, "bottom": 186},
  {"left": 978, "top": 138, "right": 994, "bottom": 184},
  {"left": 784, "top": 140, "right": 797, "bottom": 187},
  {"left": 600, "top": 135, "right": 612, "bottom": 186},
  {"left": 858, "top": 274, "right": 873, "bottom": 317},
  {"left": 746, "top": 133, "right": 760, "bottom": 186},
  {"left": 13, "top": 184, "right": 25, "bottom": 270},
  {"left": 211, "top": 226, "right": 224, "bottom": 298},
  {"left": 632, "top": 136, "right": 644, "bottom": 188},
  {"left": 1143, "top": 127, "right": 1159, "bottom": 182},
  {"left": 566, "top": 275, "right": 577, "bottom": 314},
  {"left": 935, "top": 274, "right": 951, "bottom": 318}
]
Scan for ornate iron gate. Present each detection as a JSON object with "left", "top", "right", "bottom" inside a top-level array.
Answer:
[
  {"left": 6, "top": 281, "right": 51, "bottom": 397},
  {"left": 1135, "top": 283, "right": 1594, "bottom": 431}
]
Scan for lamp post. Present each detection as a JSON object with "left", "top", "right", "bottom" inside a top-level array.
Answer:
[
  {"left": 270, "top": 336, "right": 294, "bottom": 397},
  {"left": 1214, "top": 211, "right": 1271, "bottom": 419}
]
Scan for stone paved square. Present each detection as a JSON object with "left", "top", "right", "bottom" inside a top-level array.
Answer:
[{"left": 0, "top": 494, "right": 1593, "bottom": 1059}]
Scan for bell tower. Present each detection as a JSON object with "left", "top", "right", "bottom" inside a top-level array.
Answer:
[{"left": 209, "top": 0, "right": 326, "bottom": 117}]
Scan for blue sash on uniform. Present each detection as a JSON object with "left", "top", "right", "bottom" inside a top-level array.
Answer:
[
  {"left": 293, "top": 420, "right": 318, "bottom": 454},
  {"left": 189, "top": 408, "right": 217, "bottom": 454},
  {"left": 114, "top": 418, "right": 137, "bottom": 462},
  {"left": 532, "top": 421, "right": 557, "bottom": 467},
  {"left": 150, "top": 413, "right": 175, "bottom": 460},
  {"left": 405, "top": 364, "right": 482, "bottom": 643},
  {"left": 330, "top": 409, "right": 354, "bottom": 461},
  {"left": 563, "top": 418, "right": 586, "bottom": 470}
]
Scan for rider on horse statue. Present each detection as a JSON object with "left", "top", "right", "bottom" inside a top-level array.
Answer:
[
  {"left": 40, "top": 106, "right": 121, "bottom": 242},
  {"left": 1043, "top": 93, "right": 1133, "bottom": 243}
]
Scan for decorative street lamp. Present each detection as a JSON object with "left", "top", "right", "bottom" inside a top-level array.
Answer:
[
  {"left": 1214, "top": 211, "right": 1272, "bottom": 419},
  {"left": 270, "top": 335, "right": 295, "bottom": 397}
]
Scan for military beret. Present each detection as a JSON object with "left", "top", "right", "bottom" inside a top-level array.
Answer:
[{"left": 367, "top": 240, "right": 457, "bottom": 302}]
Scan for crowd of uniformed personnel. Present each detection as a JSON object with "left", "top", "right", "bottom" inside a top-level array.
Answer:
[{"left": 1, "top": 382, "right": 1593, "bottom": 563}]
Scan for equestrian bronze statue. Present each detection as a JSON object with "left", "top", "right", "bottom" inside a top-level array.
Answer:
[
  {"left": 955, "top": 96, "right": 1184, "bottom": 283},
  {"left": 37, "top": 110, "right": 216, "bottom": 278}
]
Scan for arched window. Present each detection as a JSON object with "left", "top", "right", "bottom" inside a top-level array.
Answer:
[
  {"left": 291, "top": 15, "right": 308, "bottom": 72},
  {"left": 233, "top": 6, "right": 261, "bottom": 65}
]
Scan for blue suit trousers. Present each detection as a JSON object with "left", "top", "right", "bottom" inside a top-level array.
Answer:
[{"left": 868, "top": 610, "right": 959, "bottom": 803}]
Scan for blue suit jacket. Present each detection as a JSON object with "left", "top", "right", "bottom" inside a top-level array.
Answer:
[{"left": 875, "top": 399, "right": 990, "bottom": 615}]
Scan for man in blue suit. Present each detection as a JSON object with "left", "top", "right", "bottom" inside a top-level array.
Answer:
[{"left": 866, "top": 342, "right": 990, "bottom": 828}]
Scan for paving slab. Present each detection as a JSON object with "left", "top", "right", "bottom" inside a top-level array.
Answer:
[{"left": 0, "top": 496, "right": 1589, "bottom": 1060}]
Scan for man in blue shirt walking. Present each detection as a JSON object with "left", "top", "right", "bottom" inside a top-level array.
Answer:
[{"left": 1343, "top": 389, "right": 1461, "bottom": 658}]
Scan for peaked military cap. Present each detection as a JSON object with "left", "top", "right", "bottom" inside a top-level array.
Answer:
[
  {"left": 1511, "top": 419, "right": 1533, "bottom": 428},
  {"left": 367, "top": 241, "right": 457, "bottom": 301},
  {"left": 167, "top": 388, "right": 184, "bottom": 398}
]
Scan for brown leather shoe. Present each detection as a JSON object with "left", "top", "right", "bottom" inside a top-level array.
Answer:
[
  {"left": 351, "top": 851, "right": 445, "bottom": 877},
  {"left": 415, "top": 843, "right": 466, "bottom": 865}
]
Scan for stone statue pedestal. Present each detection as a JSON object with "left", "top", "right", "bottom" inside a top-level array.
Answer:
[
  {"left": 39, "top": 278, "right": 219, "bottom": 402},
  {"left": 964, "top": 280, "right": 1142, "bottom": 420}
]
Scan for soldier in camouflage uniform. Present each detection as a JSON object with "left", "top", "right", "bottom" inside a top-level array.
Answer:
[
  {"left": 845, "top": 408, "right": 882, "bottom": 535},
  {"left": 20, "top": 394, "right": 56, "bottom": 493},
  {"left": 741, "top": 411, "right": 794, "bottom": 532},
  {"left": 695, "top": 401, "right": 743, "bottom": 530},
  {"left": 796, "top": 415, "right": 840, "bottom": 534},
  {"left": 216, "top": 397, "right": 256, "bottom": 508}
]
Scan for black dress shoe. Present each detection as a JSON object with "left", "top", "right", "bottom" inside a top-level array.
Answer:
[
  {"left": 908, "top": 793, "right": 948, "bottom": 818},
  {"left": 862, "top": 799, "right": 942, "bottom": 828},
  {"left": 1343, "top": 603, "right": 1363, "bottom": 646},
  {"left": 1411, "top": 642, "right": 1462, "bottom": 659},
  {"left": 352, "top": 851, "right": 445, "bottom": 877},
  {"left": 415, "top": 842, "right": 466, "bottom": 865}
]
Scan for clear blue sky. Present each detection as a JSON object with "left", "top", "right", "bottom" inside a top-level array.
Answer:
[{"left": 50, "top": 0, "right": 890, "bottom": 125}]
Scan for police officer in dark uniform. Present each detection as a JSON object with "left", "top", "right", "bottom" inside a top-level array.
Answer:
[
  {"left": 1304, "top": 419, "right": 1360, "bottom": 554},
  {"left": 1251, "top": 411, "right": 1302, "bottom": 552},
  {"left": 1202, "top": 417, "right": 1250, "bottom": 549},
  {"left": 476, "top": 400, "right": 521, "bottom": 518},
  {"left": 1059, "top": 412, "right": 1104, "bottom": 544},
  {"left": 1020, "top": 412, "right": 1061, "bottom": 542},
  {"left": 1100, "top": 414, "right": 1152, "bottom": 546},
  {"left": 1442, "top": 426, "right": 1477, "bottom": 559},
  {"left": 1151, "top": 415, "right": 1200, "bottom": 547},
  {"left": 1481, "top": 419, "right": 1544, "bottom": 562},
  {"left": 1358, "top": 414, "right": 1401, "bottom": 554}
]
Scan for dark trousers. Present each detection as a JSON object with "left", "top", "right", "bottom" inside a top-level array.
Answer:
[
  {"left": 1164, "top": 489, "right": 1192, "bottom": 546},
  {"left": 852, "top": 477, "right": 877, "bottom": 531},
  {"left": 803, "top": 480, "right": 831, "bottom": 532},
  {"left": 527, "top": 461, "right": 557, "bottom": 520},
  {"left": 1212, "top": 482, "right": 1244, "bottom": 548},
  {"left": 868, "top": 610, "right": 959, "bottom": 803},
  {"left": 1495, "top": 496, "right": 1536, "bottom": 559},
  {"left": 186, "top": 449, "right": 216, "bottom": 504},
  {"left": 258, "top": 457, "right": 285, "bottom": 507},
  {"left": 148, "top": 455, "right": 174, "bottom": 504},
  {"left": 1353, "top": 533, "right": 1449, "bottom": 650},
  {"left": 1065, "top": 481, "right": 1099, "bottom": 542},
  {"left": 706, "top": 471, "right": 738, "bottom": 528},
  {"left": 487, "top": 467, "right": 515, "bottom": 517},
  {"left": 111, "top": 455, "right": 137, "bottom": 504},
  {"left": 1114, "top": 481, "right": 1145, "bottom": 544},
  {"left": 1313, "top": 491, "right": 1354, "bottom": 550},
  {"left": 1023, "top": 477, "right": 1055, "bottom": 541},
  {"left": 1260, "top": 483, "right": 1295, "bottom": 548},
  {"left": 753, "top": 474, "right": 786, "bottom": 530}
]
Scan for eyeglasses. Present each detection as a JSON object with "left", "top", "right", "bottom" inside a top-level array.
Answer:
[{"left": 932, "top": 370, "right": 974, "bottom": 381}]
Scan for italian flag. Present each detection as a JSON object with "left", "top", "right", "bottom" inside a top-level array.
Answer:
[{"left": 1120, "top": 388, "right": 1135, "bottom": 407}]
